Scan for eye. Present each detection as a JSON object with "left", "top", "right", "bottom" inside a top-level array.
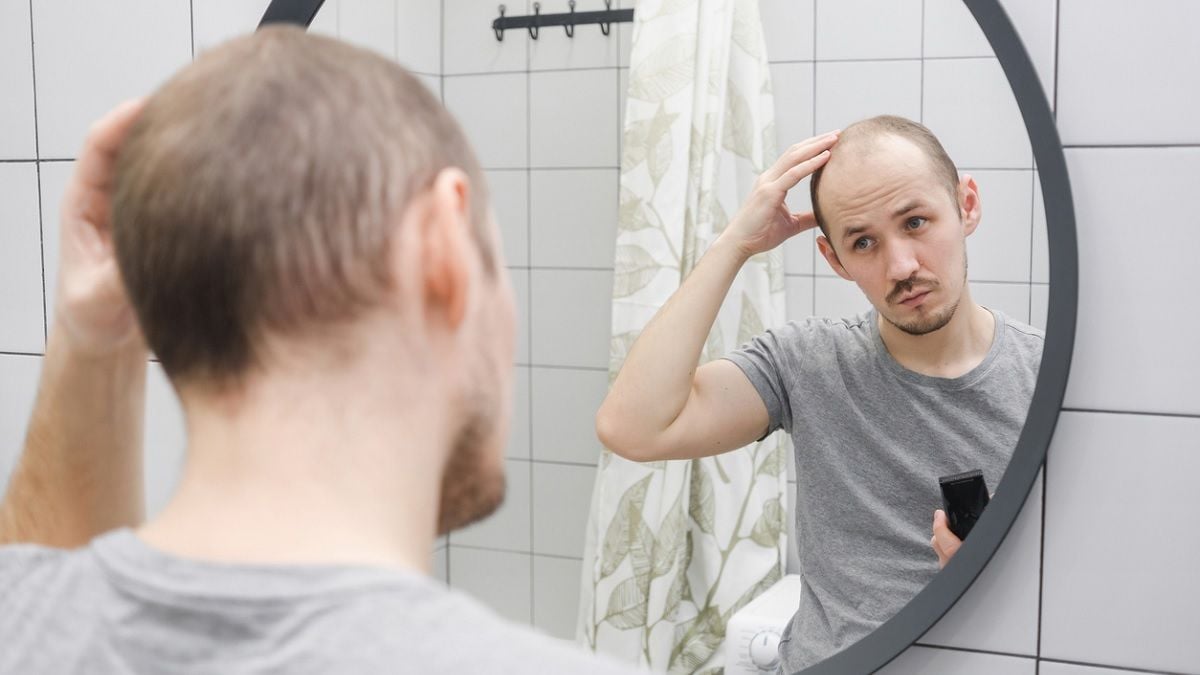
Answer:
[
  {"left": 905, "top": 216, "right": 927, "bottom": 231},
  {"left": 853, "top": 236, "right": 874, "bottom": 251}
]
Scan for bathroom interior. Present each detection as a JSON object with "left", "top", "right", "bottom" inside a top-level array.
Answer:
[{"left": 0, "top": 1, "right": 1196, "bottom": 674}]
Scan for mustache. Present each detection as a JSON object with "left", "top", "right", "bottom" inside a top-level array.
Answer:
[{"left": 886, "top": 276, "right": 940, "bottom": 304}]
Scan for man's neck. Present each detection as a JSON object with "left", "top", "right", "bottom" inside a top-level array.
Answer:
[
  {"left": 877, "top": 297, "right": 995, "bottom": 379},
  {"left": 137, "top": 363, "right": 447, "bottom": 574}
]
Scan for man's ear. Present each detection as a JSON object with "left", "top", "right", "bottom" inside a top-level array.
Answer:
[
  {"left": 817, "top": 234, "right": 853, "bottom": 281},
  {"left": 418, "top": 168, "right": 474, "bottom": 331},
  {"left": 958, "top": 173, "right": 981, "bottom": 237}
]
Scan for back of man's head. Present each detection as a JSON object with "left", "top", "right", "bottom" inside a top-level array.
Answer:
[
  {"left": 809, "top": 115, "right": 959, "bottom": 238},
  {"left": 112, "top": 26, "right": 491, "bottom": 389}
]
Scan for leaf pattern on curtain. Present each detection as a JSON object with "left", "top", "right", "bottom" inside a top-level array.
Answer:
[{"left": 576, "top": 0, "right": 788, "bottom": 671}]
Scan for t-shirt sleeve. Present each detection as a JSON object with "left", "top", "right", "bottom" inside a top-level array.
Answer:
[{"left": 721, "top": 321, "right": 804, "bottom": 436}]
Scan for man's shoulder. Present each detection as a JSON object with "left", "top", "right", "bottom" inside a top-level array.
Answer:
[{"left": 996, "top": 312, "right": 1045, "bottom": 360}]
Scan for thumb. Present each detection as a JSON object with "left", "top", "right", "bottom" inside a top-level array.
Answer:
[
  {"left": 790, "top": 211, "right": 819, "bottom": 234},
  {"left": 932, "top": 510, "right": 962, "bottom": 567}
]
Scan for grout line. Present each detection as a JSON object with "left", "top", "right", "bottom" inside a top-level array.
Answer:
[
  {"left": 810, "top": 0, "right": 818, "bottom": 313},
  {"left": 189, "top": 0, "right": 195, "bottom": 58},
  {"left": 1028, "top": 169, "right": 1036, "bottom": 323},
  {"left": 482, "top": 165, "right": 621, "bottom": 171},
  {"left": 919, "top": 0, "right": 925, "bottom": 123},
  {"left": 1052, "top": 0, "right": 1060, "bottom": 118},
  {"left": 525, "top": 14, "right": 536, "bottom": 627},
  {"left": 27, "top": 0, "right": 47, "bottom": 345},
  {"left": 1036, "top": 461, "right": 1047, "bottom": 665},
  {"left": 800, "top": 273, "right": 1045, "bottom": 287},
  {"left": 1063, "top": 143, "right": 1200, "bottom": 149},
  {"left": 910, "top": 642, "right": 1035, "bottom": 661},
  {"left": 0, "top": 350, "right": 43, "bottom": 358},
  {"left": 1061, "top": 407, "right": 1200, "bottom": 421}
]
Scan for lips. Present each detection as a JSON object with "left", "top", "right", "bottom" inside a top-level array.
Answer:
[{"left": 897, "top": 290, "right": 931, "bottom": 307}]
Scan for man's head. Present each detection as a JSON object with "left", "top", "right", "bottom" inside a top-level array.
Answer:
[
  {"left": 809, "top": 116, "right": 981, "bottom": 336},
  {"left": 111, "top": 27, "right": 512, "bottom": 534}
]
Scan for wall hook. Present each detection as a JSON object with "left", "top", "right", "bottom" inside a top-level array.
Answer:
[
  {"left": 529, "top": 2, "right": 540, "bottom": 40},
  {"left": 494, "top": 4, "right": 506, "bottom": 41},
  {"left": 564, "top": 0, "right": 576, "bottom": 37},
  {"left": 599, "top": 0, "right": 612, "bottom": 35}
]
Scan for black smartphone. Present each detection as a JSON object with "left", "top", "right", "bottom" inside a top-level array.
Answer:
[{"left": 938, "top": 469, "right": 990, "bottom": 541}]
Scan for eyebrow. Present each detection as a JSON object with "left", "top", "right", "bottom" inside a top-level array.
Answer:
[{"left": 840, "top": 201, "right": 927, "bottom": 241}]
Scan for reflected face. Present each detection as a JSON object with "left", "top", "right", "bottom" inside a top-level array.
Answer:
[
  {"left": 436, "top": 213, "right": 516, "bottom": 534},
  {"left": 816, "top": 136, "right": 977, "bottom": 335}
]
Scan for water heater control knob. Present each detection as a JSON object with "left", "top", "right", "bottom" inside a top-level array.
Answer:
[{"left": 749, "top": 629, "right": 781, "bottom": 671}]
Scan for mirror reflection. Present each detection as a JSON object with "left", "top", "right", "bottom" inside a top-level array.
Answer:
[{"left": 0, "top": 1, "right": 1050, "bottom": 674}]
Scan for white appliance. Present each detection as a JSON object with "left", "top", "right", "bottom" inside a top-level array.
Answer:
[{"left": 723, "top": 574, "right": 803, "bottom": 675}]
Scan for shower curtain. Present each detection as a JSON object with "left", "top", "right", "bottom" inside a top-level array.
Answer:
[{"left": 576, "top": 0, "right": 787, "bottom": 672}]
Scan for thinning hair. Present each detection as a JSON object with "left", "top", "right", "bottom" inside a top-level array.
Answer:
[
  {"left": 809, "top": 115, "right": 959, "bottom": 238},
  {"left": 113, "top": 26, "right": 492, "bottom": 388}
]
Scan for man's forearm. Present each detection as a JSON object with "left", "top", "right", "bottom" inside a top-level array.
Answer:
[
  {"left": 597, "top": 235, "right": 749, "bottom": 450},
  {"left": 0, "top": 327, "right": 147, "bottom": 547}
]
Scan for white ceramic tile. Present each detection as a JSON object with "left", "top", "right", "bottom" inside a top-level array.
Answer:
[
  {"left": 37, "top": 161, "right": 71, "bottom": 324},
  {"left": 1039, "top": 663, "right": 1149, "bottom": 675},
  {"left": 144, "top": 364, "right": 187, "bottom": 517},
  {"left": 0, "top": 354, "right": 42, "bottom": 493},
  {"left": 923, "top": 0, "right": 992, "bottom": 58},
  {"left": 1029, "top": 283, "right": 1047, "bottom": 333},
  {"left": 1042, "top": 412, "right": 1200, "bottom": 673},
  {"left": 879, "top": 646, "right": 1035, "bottom": 675},
  {"left": 532, "top": 554, "right": 583, "bottom": 639},
  {"left": 531, "top": 367, "right": 607, "bottom": 465},
  {"left": 448, "top": 547, "right": 533, "bottom": 623},
  {"left": 308, "top": 0, "right": 339, "bottom": 37},
  {"left": 444, "top": 73, "right": 528, "bottom": 169},
  {"left": 0, "top": 0, "right": 36, "bottom": 160},
  {"left": 965, "top": 169, "right": 1034, "bottom": 283},
  {"left": 920, "top": 473, "right": 1042, "bottom": 655},
  {"left": 531, "top": 462, "right": 595, "bottom": 557},
  {"left": 530, "top": 269, "right": 612, "bottom": 369},
  {"left": 32, "top": 1, "right": 193, "bottom": 159},
  {"left": 191, "top": 0, "right": 272, "bottom": 55},
  {"left": 509, "top": 366, "right": 531, "bottom": 459},
  {"left": 618, "top": 67, "right": 628, "bottom": 137},
  {"left": 511, "top": 268, "right": 530, "bottom": 364},
  {"left": 813, "top": 276, "right": 870, "bottom": 320},
  {"left": 1062, "top": 148, "right": 1200, "bottom": 415},
  {"left": 784, "top": 275, "right": 814, "bottom": 323},
  {"left": 530, "top": 169, "right": 618, "bottom": 268},
  {"left": 337, "top": 0, "right": 396, "bottom": 60},
  {"left": 530, "top": 69, "right": 618, "bottom": 168},
  {"left": 1031, "top": 170, "right": 1048, "bottom": 284},
  {"left": 923, "top": 58, "right": 1032, "bottom": 169},
  {"left": 1058, "top": 0, "right": 1200, "bottom": 145},
  {"left": 997, "top": 0, "right": 1057, "bottom": 103},
  {"left": 783, "top": 230, "right": 816, "bottom": 277},
  {"left": 0, "top": 163, "right": 46, "bottom": 353},
  {"left": 815, "top": 0, "right": 921, "bottom": 61},
  {"left": 431, "top": 545, "right": 448, "bottom": 584},
  {"left": 770, "top": 61, "right": 816, "bottom": 156},
  {"left": 452, "top": 458, "right": 532, "bottom": 551},
  {"left": 617, "top": 11, "right": 632, "bottom": 69},
  {"left": 416, "top": 73, "right": 441, "bottom": 100},
  {"left": 530, "top": 0, "right": 620, "bottom": 71},
  {"left": 395, "top": 0, "right": 440, "bottom": 74},
  {"left": 761, "top": 0, "right": 814, "bottom": 63},
  {"left": 486, "top": 170, "right": 529, "bottom": 267},
  {"left": 813, "top": 60, "right": 922, "bottom": 133},
  {"left": 971, "top": 282, "right": 1030, "bottom": 325},
  {"left": 443, "top": 0, "right": 528, "bottom": 75}
]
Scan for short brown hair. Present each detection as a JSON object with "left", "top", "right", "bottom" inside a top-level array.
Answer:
[
  {"left": 809, "top": 115, "right": 959, "bottom": 239},
  {"left": 113, "top": 27, "right": 492, "bottom": 387}
]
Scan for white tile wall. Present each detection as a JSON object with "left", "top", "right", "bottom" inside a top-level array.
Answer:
[
  {"left": 396, "top": 0, "right": 441, "bottom": 74},
  {"left": 0, "top": 0, "right": 36, "bottom": 160},
  {"left": 448, "top": 547, "right": 533, "bottom": 623},
  {"left": 761, "top": 0, "right": 814, "bottom": 63},
  {"left": 972, "top": 281, "right": 1031, "bottom": 325},
  {"left": 443, "top": 0, "right": 528, "bottom": 75},
  {"left": 531, "top": 461, "right": 595, "bottom": 558},
  {"left": 338, "top": 0, "right": 397, "bottom": 60},
  {"left": 529, "top": 69, "right": 619, "bottom": 167},
  {"left": 0, "top": 355, "right": 41, "bottom": 493},
  {"left": 815, "top": 0, "right": 923, "bottom": 61},
  {"left": 144, "top": 364, "right": 186, "bottom": 516},
  {"left": 529, "top": 0, "right": 620, "bottom": 71},
  {"left": 924, "top": 0, "right": 992, "bottom": 58},
  {"left": 0, "top": 163, "right": 46, "bottom": 353},
  {"left": 814, "top": 60, "right": 923, "bottom": 134},
  {"left": 31, "top": 1, "right": 193, "bottom": 159},
  {"left": 879, "top": 647, "right": 1036, "bottom": 675},
  {"left": 530, "top": 269, "right": 612, "bottom": 369},
  {"left": 452, "top": 458, "right": 532, "bottom": 551},
  {"left": 444, "top": 73, "right": 528, "bottom": 169},
  {"left": 923, "top": 58, "right": 1032, "bottom": 169},
  {"left": 531, "top": 366, "right": 608, "bottom": 465},
  {"left": 530, "top": 169, "right": 618, "bottom": 268},
  {"left": 965, "top": 170, "right": 1034, "bottom": 283},
  {"left": 532, "top": 554, "right": 584, "bottom": 640},
  {"left": 1063, "top": 148, "right": 1200, "bottom": 415},
  {"left": 1042, "top": 412, "right": 1200, "bottom": 674},
  {"left": 37, "top": 161, "right": 72, "bottom": 324},
  {"left": 191, "top": 0, "right": 272, "bottom": 55},
  {"left": 487, "top": 170, "right": 530, "bottom": 267},
  {"left": 1057, "top": 0, "right": 1200, "bottom": 145}
]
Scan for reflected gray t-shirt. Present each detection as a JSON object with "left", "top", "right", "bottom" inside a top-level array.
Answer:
[
  {"left": 724, "top": 309, "right": 1042, "bottom": 671},
  {"left": 0, "top": 529, "right": 641, "bottom": 674}
]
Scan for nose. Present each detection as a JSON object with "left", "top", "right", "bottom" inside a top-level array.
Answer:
[{"left": 884, "top": 239, "right": 920, "bottom": 283}]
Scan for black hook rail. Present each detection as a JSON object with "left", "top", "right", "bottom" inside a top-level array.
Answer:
[{"left": 493, "top": 1, "right": 634, "bottom": 41}]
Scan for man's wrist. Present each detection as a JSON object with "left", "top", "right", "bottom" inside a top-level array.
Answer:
[{"left": 710, "top": 232, "right": 755, "bottom": 267}]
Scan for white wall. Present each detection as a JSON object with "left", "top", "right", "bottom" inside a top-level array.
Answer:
[{"left": 1, "top": 2, "right": 1197, "bottom": 674}]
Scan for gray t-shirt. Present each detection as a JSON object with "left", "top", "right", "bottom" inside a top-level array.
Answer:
[
  {"left": 724, "top": 308, "right": 1043, "bottom": 671},
  {"left": 0, "top": 528, "right": 641, "bottom": 674}
]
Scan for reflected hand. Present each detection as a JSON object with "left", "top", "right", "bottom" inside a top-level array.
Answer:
[
  {"left": 719, "top": 131, "right": 839, "bottom": 259},
  {"left": 54, "top": 99, "right": 147, "bottom": 357},
  {"left": 930, "top": 509, "right": 962, "bottom": 569}
]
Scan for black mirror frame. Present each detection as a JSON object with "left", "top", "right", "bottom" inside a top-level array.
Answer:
[{"left": 255, "top": 0, "right": 1078, "bottom": 672}]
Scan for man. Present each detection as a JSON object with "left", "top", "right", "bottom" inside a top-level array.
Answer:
[
  {"left": 596, "top": 116, "right": 1043, "bottom": 670},
  {"left": 0, "top": 28, "right": 640, "bottom": 674}
]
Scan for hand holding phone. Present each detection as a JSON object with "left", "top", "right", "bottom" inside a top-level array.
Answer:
[{"left": 938, "top": 469, "right": 990, "bottom": 541}]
